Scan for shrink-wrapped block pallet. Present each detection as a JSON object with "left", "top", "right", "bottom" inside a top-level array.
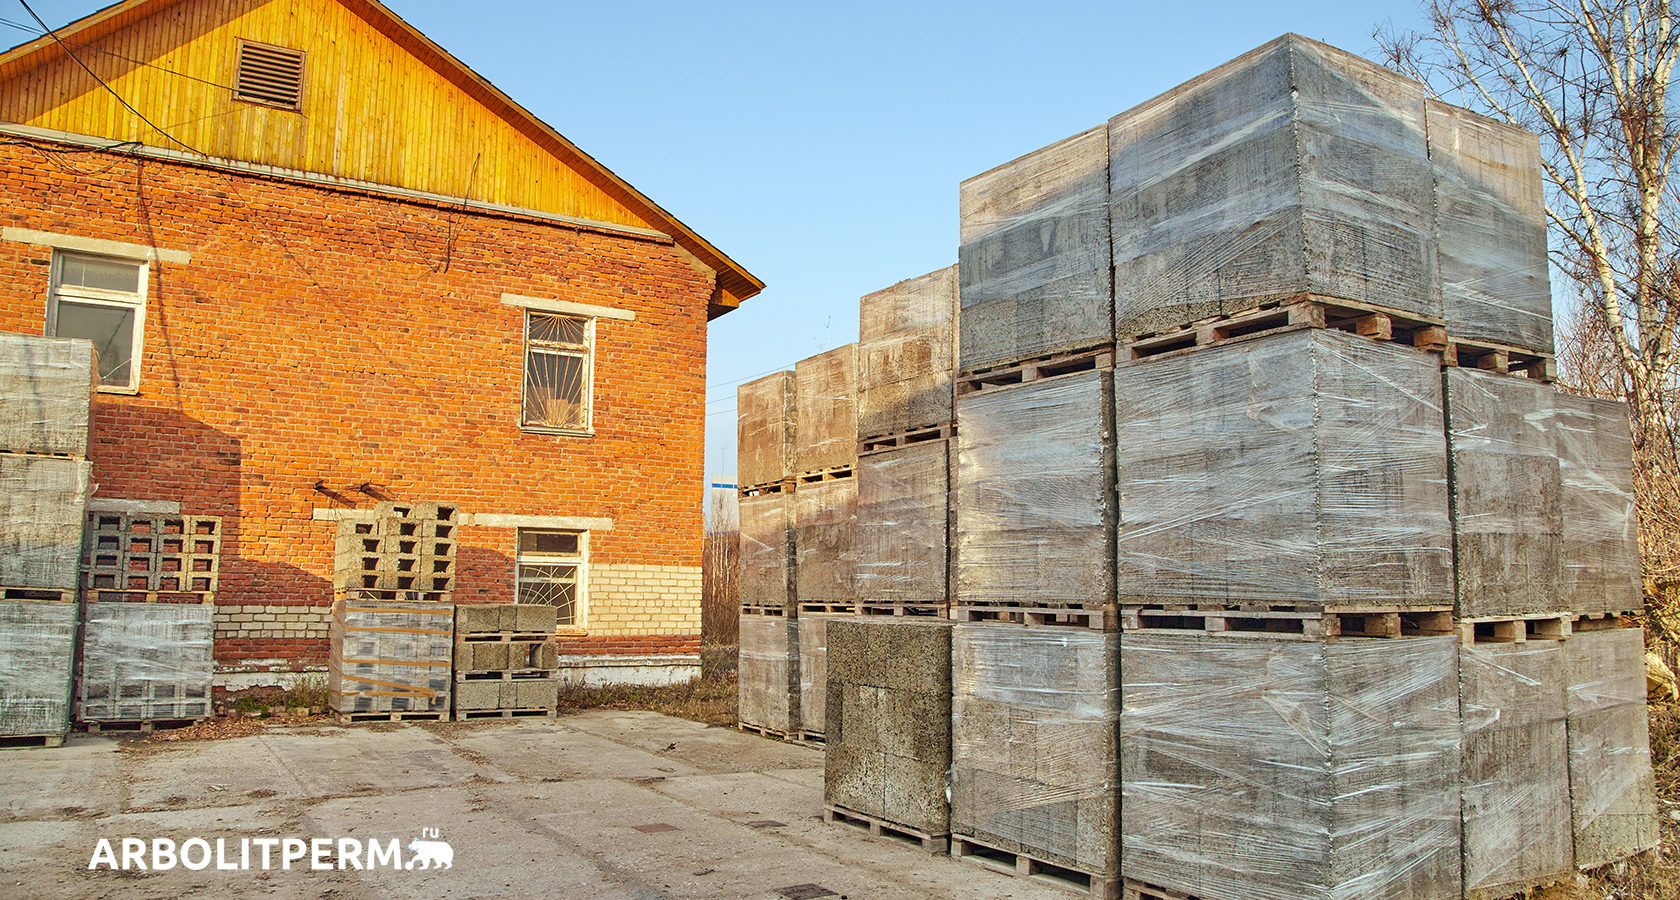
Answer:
[
  {"left": 0, "top": 600, "right": 75, "bottom": 739},
  {"left": 960, "top": 126, "right": 1112, "bottom": 372},
  {"left": 738, "top": 492, "right": 794, "bottom": 612},
  {"left": 1, "top": 454, "right": 91, "bottom": 593},
  {"left": 956, "top": 371, "right": 1114, "bottom": 611},
  {"left": 795, "top": 345, "right": 858, "bottom": 475},
  {"left": 329, "top": 598, "right": 453, "bottom": 715},
  {"left": 798, "top": 611, "right": 849, "bottom": 737},
  {"left": 951, "top": 625, "right": 1119, "bottom": 880},
  {"left": 1553, "top": 393, "right": 1643, "bottom": 615},
  {"left": 1460, "top": 641, "right": 1574, "bottom": 899},
  {"left": 795, "top": 479, "right": 857, "bottom": 605},
  {"left": 1563, "top": 629, "right": 1660, "bottom": 868},
  {"left": 738, "top": 371, "right": 796, "bottom": 488},
  {"left": 855, "top": 441, "right": 950, "bottom": 611},
  {"left": 79, "top": 602, "right": 213, "bottom": 722},
  {"left": 1426, "top": 101, "right": 1554, "bottom": 355},
  {"left": 0, "top": 333, "right": 96, "bottom": 458},
  {"left": 1444, "top": 368, "right": 1562, "bottom": 618},
  {"left": 1109, "top": 34, "right": 1438, "bottom": 341},
  {"left": 1113, "top": 329, "right": 1453, "bottom": 609},
  {"left": 738, "top": 611, "right": 798, "bottom": 736},
  {"left": 1121, "top": 634, "right": 1463, "bottom": 900},
  {"left": 858, "top": 267, "right": 957, "bottom": 439},
  {"left": 825, "top": 618, "right": 953, "bottom": 843}
]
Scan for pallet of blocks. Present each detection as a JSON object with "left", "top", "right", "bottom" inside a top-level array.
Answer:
[
  {"left": 0, "top": 599, "right": 77, "bottom": 746},
  {"left": 333, "top": 502, "right": 457, "bottom": 602},
  {"left": 453, "top": 604, "right": 558, "bottom": 720},
  {"left": 329, "top": 596, "right": 453, "bottom": 721}
]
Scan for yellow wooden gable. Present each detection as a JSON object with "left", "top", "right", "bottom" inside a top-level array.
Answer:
[{"left": 0, "top": 0, "right": 761, "bottom": 311}]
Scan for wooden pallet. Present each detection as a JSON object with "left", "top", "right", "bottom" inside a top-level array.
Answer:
[
  {"left": 795, "top": 466, "right": 854, "bottom": 484},
  {"left": 0, "top": 733, "right": 66, "bottom": 749},
  {"left": 82, "top": 717, "right": 205, "bottom": 734},
  {"left": 1458, "top": 613, "right": 1575, "bottom": 645},
  {"left": 737, "top": 722, "right": 794, "bottom": 740},
  {"left": 1443, "top": 338, "right": 1555, "bottom": 381},
  {"left": 335, "top": 709, "right": 449, "bottom": 724},
  {"left": 798, "top": 602, "right": 856, "bottom": 615},
  {"left": 457, "top": 632, "right": 554, "bottom": 643},
  {"left": 0, "top": 586, "right": 74, "bottom": 603},
  {"left": 738, "top": 478, "right": 796, "bottom": 497},
  {"left": 951, "top": 835, "right": 1120, "bottom": 899},
  {"left": 1120, "top": 605, "right": 1456, "bottom": 640},
  {"left": 824, "top": 805, "right": 948, "bottom": 853},
  {"left": 456, "top": 669, "right": 559, "bottom": 682},
  {"left": 1123, "top": 879, "right": 1205, "bottom": 900},
  {"left": 740, "top": 604, "right": 792, "bottom": 618},
  {"left": 858, "top": 423, "right": 954, "bottom": 455},
  {"left": 858, "top": 603, "right": 948, "bottom": 618},
  {"left": 82, "top": 589, "right": 212, "bottom": 604},
  {"left": 1572, "top": 611, "right": 1632, "bottom": 633},
  {"left": 955, "top": 605, "right": 1116, "bottom": 631},
  {"left": 453, "top": 707, "right": 555, "bottom": 721},
  {"left": 793, "top": 730, "right": 827, "bottom": 746},
  {"left": 1120, "top": 296, "right": 1444, "bottom": 361},
  {"left": 957, "top": 346, "right": 1114, "bottom": 395}
]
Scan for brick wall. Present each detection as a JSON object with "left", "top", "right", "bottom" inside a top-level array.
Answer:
[{"left": 0, "top": 137, "right": 712, "bottom": 674}]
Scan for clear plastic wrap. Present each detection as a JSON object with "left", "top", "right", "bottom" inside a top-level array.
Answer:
[
  {"left": 1553, "top": 393, "right": 1642, "bottom": 615},
  {"left": 794, "top": 345, "right": 858, "bottom": 475},
  {"left": 0, "top": 332, "right": 95, "bottom": 458},
  {"left": 79, "top": 603, "right": 213, "bottom": 721},
  {"left": 0, "top": 455, "right": 91, "bottom": 592},
  {"left": 1110, "top": 35, "right": 1438, "bottom": 340},
  {"left": 1427, "top": 101, "right": 1554, "bottom": 355},
  {"left": 857, "top": 266, "right": 957, "bottom": 439},
  {"left": 797, "top": 611, "right": 848, "bottom": 735},
  {"left": 1563, "top": 629, "right": 1661, "bottom": 866},
  {"left": 737, "top": 612, "right": 798, "bottom": 734},
  {"left": 794, "top": 479, "right": 857, "bottom": 604},
  {"left": 737, "top": 371, "right": 796, "bottom": 487},
  {"left": 328, "top": 598, "right": 453, "bottom": 713},
  {"left": 825, "top": 618, "right": 953, "bottom": 834},
  {"left": 855, "top": 441, "right": 949, "bottom": 606},
  {"left": 1114, "top": 329, "right": 1453, "bottom": 607},
  {"left": 1120, "top": 634, "right": 1462, "bottom": 900},
  {"left": 955, "top": 371, "right": 1114, "bottom": 608},
  {"left": 1460, "top": 641, "right": 1573, "bottom": 897},
  {"left": 950, "top": 625, "right": 1119, "bottom": 875},
  {"left": 737, "top": 493, "right": 793, "bottom": 610},
  {"left": 959, "top": 126, "right": 1113, "bottom": 372},
  {"left": 0, "top": 600, "right": 76, "bottom": 736},
  {"left": 1444, "top": 367, "right": 1562, "bottom": 617}
]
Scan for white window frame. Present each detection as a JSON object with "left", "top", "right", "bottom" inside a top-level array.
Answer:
[
  {"left": 501, "top": 293, "right": 633, "bottom": 436},
  {"left": 46, "top": 251, "right": 148, "bottom": 393},
  {"left": 515, "top": 528, "right": 588, "bottom": 630},
  {"left": 521, "top": 310, "right": 594, "bottom": 434}
]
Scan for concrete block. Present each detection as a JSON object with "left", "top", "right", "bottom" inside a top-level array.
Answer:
[
  {"left": 1554, "top": 393, "right": 1643, "bottom": 615},
  {"left": 795, "top": 345, "right": 858, "bottom": 475},
  {"left": 513, "top": 605, "right": 557, "bottom": 633},
  {"left": 855, "top": 441, "right": 949, "bottom": 607},
  {"left": 739, "top": 493, "right": 794, "bottom": 610},
  {"left": 857, "top": 266, "right": 957, "bottom": 437},
  {"left": 470, "top": 642, "right": 511, "bottom": 671},
  {"left": 0, "top": 332, "right": 96, "bottom": 458},
  {"left": 960, "top": 125, "right": 1112, "bottom": 371},
  {"left": 1564, "top": 629, "right": 1660, "bottom": 867},
  {"left": 956, "top": 371, "right": 1114, "bottom": 609},
  {"left": 0, "top": 455, "right": 89, "bottom": 591},
  {"left": 510, "top": 678, "right": 556, "bottom": 709},
  {"left": 738, "top": 371, "right": 796, "bottom": 486},
  {"left": 1461, "top": 641, "right": 1574, "bottom": 898},
  {"left": 1445, "top": 367, "right": 1562, "bottom": 617},
  {"left": 455, "top": 680, "right": 499, "bottom": 711},
  {"left": 0, "top": 600, "right": 75, "bottom": 736},
  {"left": 454, "top": 605, "right": 501, "bottom": 634},
  {"left": 1115, "top": 328, "right": 1453, "bottom": 608},
  {"left": 794, "top": 479, "right": 857, "bottom": 605},
  {"left": 738, "top": 613, "right": 798, "bottom": 733},
  {"left": 1110, "top": 34, "right": 1437, "bottom": 339}
]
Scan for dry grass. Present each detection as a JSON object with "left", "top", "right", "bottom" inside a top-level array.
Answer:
[{"left": 554, "top": 643, "right": 739, "bottom": 727}]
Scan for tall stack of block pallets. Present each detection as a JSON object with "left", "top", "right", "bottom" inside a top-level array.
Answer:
[
  {"left": 328, "top": 502, "right": 458, "bottom": 721},
  {"left": 0, "top": 333, "right": 95, "bottom": 746},
  {"left": 748, "top": 33, "right": 1662, "bottom": 900}
]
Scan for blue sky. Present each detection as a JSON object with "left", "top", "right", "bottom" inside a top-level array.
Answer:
[{"left": 11, "top": 0, "right": 1435, "bottom": 486}]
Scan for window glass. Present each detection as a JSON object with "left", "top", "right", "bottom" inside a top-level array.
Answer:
[
  {"left": 518, "top": 530, "right": 580, "bottom": 555},
  {"left": 54, "top": 300, "right": 135, "bottom": 386},
  {"left": 59, "top": 255, "right": 141, "bottom": 293},
  {"left": 516, "top": 528, "right": 583, "bottom": 626},
  {"left": 523, "top": 312, "right": 589, "bottom": 430}
]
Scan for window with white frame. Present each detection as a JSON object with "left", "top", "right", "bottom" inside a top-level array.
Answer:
[
  {"left": 522, "top": 312, "right": 591, "bottom": 431},
  {"left": 47, "top": 252, "right": 147, "bottom": 390},
  {"left": 516, "top": 529, "right": 585, "bottom": 626}
]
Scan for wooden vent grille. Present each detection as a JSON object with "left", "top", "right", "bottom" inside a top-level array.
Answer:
[{"left": 235, "top": 41, "right": 304, "bottom": 109}]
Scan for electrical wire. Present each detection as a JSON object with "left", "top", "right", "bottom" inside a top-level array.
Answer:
[
  {"left": 1, "top": 14, "right": 234, "bottom": 90},
  {"left": 16, "top": 0, "right": 203, "bottom": 155}
]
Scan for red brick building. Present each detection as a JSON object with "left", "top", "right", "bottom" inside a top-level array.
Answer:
[{"left": 0, "top": 0, "right": 760, "bottom": 689}]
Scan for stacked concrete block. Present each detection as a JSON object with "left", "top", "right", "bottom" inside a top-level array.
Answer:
[
  {"left": 1460, "top": 641, "right": 1575, "bottom": 898},
  {"left": 960, "top": 126, "right": 1113, "bottom": 372},
  {"left": 795, "top": 479, "right": 857, "bottom": 606},
  {"left": 0, "top": 600, "right": 77, "bottom": 742},
  {"left": 1553, "top": 393, "right": 1643, "bottom": 615},
  {"left": 79, "top": 602, "right": 213, "bottom": 723},
  {"left": 82, "top": 512, "right": 221, "bottom": 599},
  {"left": 855, "top": 441, "right": 950, "bottom": 614},
  {"left": 453, "top": 604, "right": 558, "bottom": 718},
  {"left": 333, "top": 502, "right": 457, "bottom": 601},
  {"left": 955, "top": 371, "right": 1114, "bottom": 614},
  {"left": 328, "top": 596, "right": 453, "bottom": 717},
  {"left": 794, "top": 344, "right": 858, "bottom": 476},
  {"left": 739, "top": 492, "right": 795, "bottom": 612},
  {"left": 1113, "top": 329, "right": 1454, "bottom": 609},
  {"left": 1426, "top": 101, "right": 1554, "bottom": 356},
  {"left": 1562, "top": 628, "right": 1661, "bottom": 868},
  {"left": 1109, "top": 34, "right": 1438, "bottom": 341},
  {"left": 950, "top": 625, "right": 1120, "bottom": 890},
  {"left": 738, "top": 610, "right": 799, "bottom": 736},
  {"left": 857, "top": 267, "right": 957, "bottom": 440},
  {"left": 824, "top": 618, "right": 953, "bottom": 847},
  {"left": 1121, "top": 634, "right": 1463, "bottom": 900},
  {"left": 1444, "top": 368, "right": 1562, "bottom": 618},
  {"left": 738, "top": 371, "right": 796, "bottom": 490}
]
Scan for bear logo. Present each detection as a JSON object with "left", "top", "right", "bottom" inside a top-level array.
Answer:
[{"left": 405, "top": 838, "right": 453, "bottom": 870}]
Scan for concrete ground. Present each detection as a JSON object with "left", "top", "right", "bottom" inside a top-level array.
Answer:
[{"left": 0, "top": 710, "right": 1071, "bottom": 900}]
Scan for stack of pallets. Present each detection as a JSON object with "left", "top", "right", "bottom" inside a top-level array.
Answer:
[{"left": 453, "top": 604, "right": 558, "bottom": 719}]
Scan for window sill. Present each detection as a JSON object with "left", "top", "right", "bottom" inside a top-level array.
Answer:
[
  {"left": 520, "top": 425, "right": 594, "bottom": 438},
  {"left": 94, "top": 385, "right": 139, "bottom": 396}
]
